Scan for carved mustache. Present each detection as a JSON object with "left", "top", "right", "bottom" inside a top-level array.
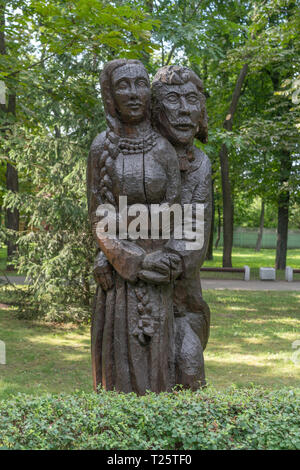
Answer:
[
  {"left": 127, "top": 101, "right": 142, "bottom": 106},
  {"left": 170, "top": 120, "right": 196, "bottom": 128}
]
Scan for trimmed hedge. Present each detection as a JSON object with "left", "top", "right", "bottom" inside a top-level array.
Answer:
[{"left": 0, "top": 387, "right": 299, "bottom": 450}]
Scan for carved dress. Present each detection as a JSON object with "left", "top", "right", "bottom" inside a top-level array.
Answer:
[{"left": 87, "top": 128, "right": 181, "bottom": 394}]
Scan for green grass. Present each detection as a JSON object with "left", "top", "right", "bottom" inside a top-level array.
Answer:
[
  {"left": 0, "top": 288, "right": 299, "bottom": 400},
  {"left": 204, "top": 247, "right": 300, "bottom": 268},
  {"left": 0, "top": 288, "right": 92, "bottom": 399},
  {"left": 0, "top": 246, "right": 20, "bottom": 276},
  {"left": 204, "top": 290, "right": 300, "bottom": 389},
  {"left": 202, "top": 247, "right": 300, "bottom": 280},
  {"left": 0, "top": 247, "right": 6, "bottom": 272}
]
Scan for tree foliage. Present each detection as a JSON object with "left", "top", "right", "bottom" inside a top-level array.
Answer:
[
  {"left": 0, "top": 0, "right": 156, "bottom": 319},
  {"left": 0, "top": 0, "right": 299, "bottom": 319}
]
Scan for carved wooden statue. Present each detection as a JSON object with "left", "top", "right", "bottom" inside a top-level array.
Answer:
[
  {"left": 152, "top": 66, "right": 212, "bottom": 389},
  {"left": 87, "top": 60, "right": 212, "bottom": 394}
]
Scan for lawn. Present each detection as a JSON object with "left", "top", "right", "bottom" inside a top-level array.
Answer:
[
  {"left": 0, "top": 247, "right": 6, "bottom": 272},
  {"left": 0, "top": 246, "right": 19, "bottom": 276},
  {"left": 204, "top": 290, "right": 300, "bottom": 388},
  {"left": 0, "top": 288, "right": 299, "bottom": 399},
  {"left": 204, "top": 247, "right": 300, "bottom": 268},
  {"left": 202, "top": 247, "right": 300, "bottom": 280}
]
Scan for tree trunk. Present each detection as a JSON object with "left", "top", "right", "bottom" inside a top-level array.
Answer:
[
  {"left": 205, "top": 178, "right": 214, "bottom": 260},
  {"left": 215, "top": 205, "right": 221, "bottom": 249},
  {"left": 0, "top": 4, "right": 4, "bottom": 56},
  {"left": 275, "top": 151, "right": 292, "bottom": 270},
  {"left": 219, "top": 142, "right": 234, "bottom": 266},
  {"left": 5, "top": 161, "right": 19, "bottom": 260},
  {"left": 0, "top": 5, "right": 19, "bottom": 268},
  {"left": 255, "top": 199, "right": 265, "bottom": 251},
  {"left": 219, "top": 63, "right": 248, "bottom": 267},
  {"left": 276, "top": 192, "right": 289, "bottom": 270}
]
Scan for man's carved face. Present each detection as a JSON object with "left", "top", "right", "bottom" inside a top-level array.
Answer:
[
  {"left": 156, "top": 81, "right": 201, "bottom": 145},
  {"left": 112, "top": 64, "right": 150, "bottom": 124}
]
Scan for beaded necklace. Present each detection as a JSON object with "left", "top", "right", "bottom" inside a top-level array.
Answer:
[{"left": 118, "top": 130, "right": 158, "bottom": 155}]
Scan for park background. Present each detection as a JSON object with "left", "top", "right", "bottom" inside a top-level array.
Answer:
[{"left": 0, "top": 0, "right": 299, "bottom": 450}]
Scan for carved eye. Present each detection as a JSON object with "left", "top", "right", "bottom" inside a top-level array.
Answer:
[
  {"left": 136, "top": 79, "right": 148, "bottom": 88},
  {"left": 166, "top": 93, "right": 179, "bottom": 104},
  {"left": 116, "top": 80, "right": 129, "bottom": 90},
  {"left": 186, "top": 94, "right": 199, "bottom": 104}
]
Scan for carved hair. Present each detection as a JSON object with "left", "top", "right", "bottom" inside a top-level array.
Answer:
[{"left": 151, "top": 65, "right": 208, "bottom": 144}]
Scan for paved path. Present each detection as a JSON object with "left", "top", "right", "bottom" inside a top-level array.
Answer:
[
  {"left": 0, "top": 275, "right": 28, "bottom": 285},
  {"left": 1, "top": 275, "right": 300, "bottom": 291}
]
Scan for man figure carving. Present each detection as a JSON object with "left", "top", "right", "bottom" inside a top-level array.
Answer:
[{"left": 152, "top": 66, "right": 212, "bottom": 389}]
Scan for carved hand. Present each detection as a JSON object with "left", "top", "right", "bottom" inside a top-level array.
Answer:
[
  {"left": 138, "top": 251, "right": 182, "bottom": 284},
  {"left": 93, "top": 252, "right": 114, "bottom": 291}
]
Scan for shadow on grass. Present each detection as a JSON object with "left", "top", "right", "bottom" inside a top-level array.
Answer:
[
  {"left": 204, "top": 290, "right": 300, "bottom": 388},
  {"left": 0, "top": 304, "right": 92, "bottom": 399},
  {"left": 0, "top": 289, "right": 299, "bottom": 398}
]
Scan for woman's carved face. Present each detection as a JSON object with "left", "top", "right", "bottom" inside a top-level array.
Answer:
[{"left": 112, "top": 64, "right": 150, "bottom": 124}]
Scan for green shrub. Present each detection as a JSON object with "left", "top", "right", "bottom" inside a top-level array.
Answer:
[{"left": 0, "top": 387, "right": 299, "bottom": 450}]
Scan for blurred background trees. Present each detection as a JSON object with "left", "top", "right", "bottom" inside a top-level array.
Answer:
[{"left": 0, "top": 0, "right": 299, "bottom": 320}]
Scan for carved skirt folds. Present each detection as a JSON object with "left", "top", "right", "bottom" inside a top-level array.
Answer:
[{"left": 91, "top": 273, "right": 176, "bottom": 395}]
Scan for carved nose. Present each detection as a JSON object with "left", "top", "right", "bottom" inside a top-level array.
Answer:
[
  {"left": 179, "top": 97, "right": 190, "bottom": 114},
  {"left": 129, "top": 85, "right": 138, "bottom": 98}
]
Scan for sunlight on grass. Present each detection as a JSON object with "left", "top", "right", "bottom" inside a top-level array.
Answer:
[
  {"left": 204, "top": 289, "right": 300, "bottom": 389},
  {"left": 203, "top": 247, "right": 300, "bottom": 269},
  {"left": 0, "top": 288, "right": 299, "bottom": 397},
  {"left": 242, "top": 318, "right": 300, "bottom": 326},
  {"left": 245, "top": 337, "right": 269, "bottom": 344}
]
